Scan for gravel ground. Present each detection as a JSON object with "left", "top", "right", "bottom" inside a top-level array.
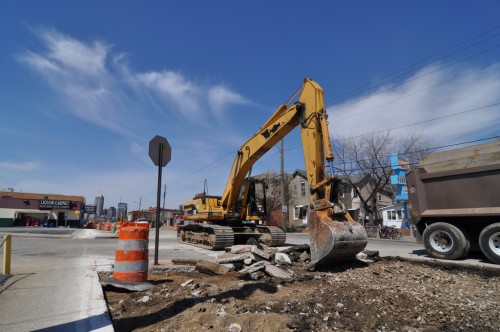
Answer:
[{"left": 102, "top": 257, "right": 499, "bottom": 332}]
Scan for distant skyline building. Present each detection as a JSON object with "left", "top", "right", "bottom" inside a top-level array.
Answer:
[
  {"left": 117, "top": 203, "right": 127, "bottom": 220},
  {"left": 94, "top": 193, "right": 104, "bottom": 217},
  {"left": 107, "top": 207, "right": 116, "bottom": 218}
]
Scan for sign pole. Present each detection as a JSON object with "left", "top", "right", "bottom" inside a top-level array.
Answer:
[
  {"left": 154, "top": 143, "right": 163, "bottom": 265},
  {"left": 149, "top": 135, "right": 171, "bottom": 265}
]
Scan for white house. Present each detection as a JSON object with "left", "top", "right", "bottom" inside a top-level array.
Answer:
[{"left": 379, "top": 203, "right": 406, "bottom": 228}]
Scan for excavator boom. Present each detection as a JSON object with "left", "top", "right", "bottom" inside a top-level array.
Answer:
[{"left": 181, "top": 78, "right": 367, "bottom": 266}]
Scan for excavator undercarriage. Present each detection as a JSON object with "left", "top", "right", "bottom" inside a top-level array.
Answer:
[{"left": 177, "top": 223, "right": 286, "bottom": 250}]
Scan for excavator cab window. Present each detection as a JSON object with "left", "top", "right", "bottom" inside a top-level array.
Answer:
[{"left": 247, "top": 179, "right": 267, "bottom": 217}]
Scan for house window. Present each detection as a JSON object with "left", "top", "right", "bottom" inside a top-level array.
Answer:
[
  {"left": 378, "top": 194, "right": 382, "bottom": 201},
  {"left": 293, "top": 206, "right": 300, "bottom": 220},
  {"left": 397, "top": 209, "right": 402, "bottom": 220},
  {"left": 294, "top": 206, "right": 307, "bottom": 220},
  {"left": 301, "top": 182, "right": 306, "bottom": 197},
  {"left": 352, "top": 188, "right": 358, "bottom": 198},
  {"left": 292, "top": 184, "right": 297, "bottom": 197}
]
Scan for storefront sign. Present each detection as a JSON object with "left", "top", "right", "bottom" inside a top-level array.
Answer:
[
  {"left": 83, "top": 205, "right": 96, "bottom": 214},
  {"left": 390, "top": 153, "right": 409, "bottom": 201},
  {"left": 39, "top": 200, "right": 71, "bottom": 210}
]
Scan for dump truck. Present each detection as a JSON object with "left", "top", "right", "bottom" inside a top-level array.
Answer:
[
  {"left": 178, "top": 78, "right": 368, "bottom": 266},
  {"left": 406, "top": 140, "right": 500, "bottom": 264}
]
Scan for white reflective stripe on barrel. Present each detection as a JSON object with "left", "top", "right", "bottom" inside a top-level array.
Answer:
[
  {"left": 116, "top": 240, "right": 148, "bottom": 250},
  {"left": 113, "top": 261, "right": 149, "bottom": 272}
]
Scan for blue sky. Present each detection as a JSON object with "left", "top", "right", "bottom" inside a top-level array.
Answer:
[{"left": 1, "top": 1, "right": 499, "bottom": 211}]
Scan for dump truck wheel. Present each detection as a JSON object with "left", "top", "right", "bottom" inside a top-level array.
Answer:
[
  {"left": 479, "top": 223, "right": 500, "bottom": 264},
  {"left": 455, "top": 225, "right": 472, "bottom": 259},
  {"left": 422, "top": 222, "right": 467, "bottom": 260}
]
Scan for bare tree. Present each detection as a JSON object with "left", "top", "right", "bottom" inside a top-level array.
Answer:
[
  {"left": 332, "top": 130, "right": 431, "bottom": 223},
  {"left": 254, "top": 170, "right": 292, "bottom": 220}
]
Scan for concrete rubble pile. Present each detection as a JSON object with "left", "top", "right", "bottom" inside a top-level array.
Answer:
[{"left": 171, "top": 243, "right": 379, "bottom": 281}]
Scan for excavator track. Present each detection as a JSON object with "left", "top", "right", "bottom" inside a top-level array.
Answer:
[
  {"left": 177, "top": 224, "right": 234, "bottom": 250},
  {"left": 256, "top": 226, "right": 286, "bottom": 247}
]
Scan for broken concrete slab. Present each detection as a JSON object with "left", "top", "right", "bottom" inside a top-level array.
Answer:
[
  {"left": 181, "top": 279, "right": 194, "bottom": 287},
  {"left": 230, "top": 245, "right": 256, "bottom": 254},
  {"left": 363, "top": 249, "right": 381, "bottom": 261},
  {"left": 196, "top": 260, "right": 230, "bottom": 275},
  {"left": 299, "top": 251, "right": 311, "bottom": 263},
  {"left": 279, "top": 244, "right": 310, "bottom": 254},
  {"left": 216, "top": 253, "right": 251, "bottom": 264},
  {"left": 250, "top": 253, "right": 267, "bottom": 262},
  {"left": 244, "top": 271, "right": 266, "bottom": 281},
  {"left": 221, "top": 263, "right": 236, "bottom": 272},
  {"left": 264, "top": 265, "right": 293, "bottom": 279},
  {"left": 251, "top": 246, "right": 272, "bottom": 260},
  {"left": 275, "top": 253, "right": 292, "bottom": 265},
  {"left": 171, "top": 258, "right": 201, "bottom": 266},
  {"left": 240, "top": 261, "right": 267, "bottom": 274},
  {"left": 246, "top": 237, "right": 264, "bottom": 250}
]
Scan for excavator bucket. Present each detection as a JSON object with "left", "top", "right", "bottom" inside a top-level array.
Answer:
[{"left": 308, "top": 209, "right": 368, "bottom": 267}]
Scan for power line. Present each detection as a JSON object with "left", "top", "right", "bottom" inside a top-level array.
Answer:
[
  {"left": 331, "top": 45, "right": 500, "bottom": 118},
  {"left": 286, "top": 101, "right": 500, "bottom": 152},
  {"left": 343, "top": 102, "right": 500, "bottom": 140},
  {"left": 327, "top": 25, "right": 500, "bottom": 105},
  {"left": 330, "top": 136, "right": 499, "bottom": 172}
]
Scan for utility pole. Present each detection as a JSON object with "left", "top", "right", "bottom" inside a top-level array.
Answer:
[
  {"left": 162, "top": 184, "right": 166, "bottom": 226},
  {"left": 138, "top": 196, "right": 142, "bottom": 217},
  {"left": 280, "top": 139, "right": 286, "bottom": 231}
]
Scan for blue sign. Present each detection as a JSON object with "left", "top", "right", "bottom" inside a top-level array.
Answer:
[{"left": 391, "top": 154, "right": 409, "bottom": 201}]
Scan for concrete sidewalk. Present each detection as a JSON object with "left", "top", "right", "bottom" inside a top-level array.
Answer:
[
  {"left": 0, "top": 227, "right": 118, "bottom": 239},
  {"left": 0, "top": 258, "right": 114, "bottom": 331},
  {"left": 0, "top": 229, "right": 115, "bottom": 331}
]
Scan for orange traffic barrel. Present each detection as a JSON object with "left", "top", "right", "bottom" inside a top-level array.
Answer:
[
  {"left": 113, "top": 226, "right": 149, "bottom": 282},
  {"left": 135, "top": 221, "right": 149, "bottom": 228},
  {"left": 174, "top": 222, "right": 179, "bottom": 231},
  {"left": 104, "top": 221, "right": 111, "bottom": 231},
  {"left": 115, "top": 221, "right": 123, "bottom": 234}
]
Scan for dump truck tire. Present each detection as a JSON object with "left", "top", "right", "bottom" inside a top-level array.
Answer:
[
  {"left": 422, "top": 222, "right": 467, "bottom": 260},
  {"left": 455, "top": 224, "right": 472, "bottom": 259},
  {"left": 479, "top": 223, "right": 500, "bottom": 264}
]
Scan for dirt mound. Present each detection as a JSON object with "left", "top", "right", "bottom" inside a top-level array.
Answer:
[{"left": 103, "top": 258, "right": 499, "bottom": 332}]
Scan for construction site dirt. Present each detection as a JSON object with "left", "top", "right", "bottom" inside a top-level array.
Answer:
[{"left": 102, "top": 248, "right": 499, "bottom": 332}]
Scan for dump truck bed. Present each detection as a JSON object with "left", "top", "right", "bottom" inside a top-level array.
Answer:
[{"left": 407, "top": 141, "right": 500, "bottom": 222}]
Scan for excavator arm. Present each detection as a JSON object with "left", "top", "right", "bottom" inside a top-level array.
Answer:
[
  {"left": 221, "top": 79, "right": 332, "bottom": 210},
  {"left": 220, "top": 78, "right": 367, "bottom": 265}
]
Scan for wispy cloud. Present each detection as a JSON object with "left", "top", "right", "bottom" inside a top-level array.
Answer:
[
  {"left": 136, "top": 71, "right": 201, "bottom": 117},
  {"left": 328, "top": 64, "right": 500, "bottom": 145},
  {"left": 208, "top": 85, "right": 250, "bottom": 117},
  {"left": 0, "top": 161, "right": 40, "bottom": 171},
  {"left": 38, "top": 28, "right": 109, "bottom": 76},
  {"left": 12, "top": 27, "right": 262, "bottom": 207},
  {"left": 130, "top": 140, "right": 144, "bottom": 156},
  {"left": 18, "top": 27, "right": 252, "bottom": 133}
]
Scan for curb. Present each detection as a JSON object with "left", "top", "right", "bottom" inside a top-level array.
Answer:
[{"left": 392, "top": 255, "right": 500, "bottom": 274}]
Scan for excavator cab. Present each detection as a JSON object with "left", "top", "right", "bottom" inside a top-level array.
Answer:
[{"left": 236, "top": 178, "right": 267, "bottom": 222}]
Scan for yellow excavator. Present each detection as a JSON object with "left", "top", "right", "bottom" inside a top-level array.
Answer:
[{"left": 179, "top": 78, "right": 368, "bottom": 266}]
